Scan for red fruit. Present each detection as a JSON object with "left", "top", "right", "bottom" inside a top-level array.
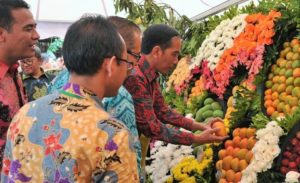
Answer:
[
  {"left": 280, "top": 166, "right": 288, "bottom": 174},
  {"left": 281, "top": 158, "right": 289, "bottom": 166},
  {"left": 291, "top": 138, "right": 298, "bottom": 146},
  {"left": 289, "top": 162, "right": 297, "bottom": 169},
  {"left": 284, "top": 151, "right": 292, "bottom": 159},
  {"left": 296, "top": 131, "right": 300, "bottom": 140},
  {"left": 296, "top": 157, "right": 300, "bottom": 164}
]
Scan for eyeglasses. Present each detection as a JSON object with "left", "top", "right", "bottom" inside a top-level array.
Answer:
[
  {"left": 116, "top": 57, "right": 135, "bottom": 71},
  {"left": 20, "top": 59, "right": 33, "bottom": 65},
  {"left": 127, "top": 50, "right": 141, "bottom": 61}
]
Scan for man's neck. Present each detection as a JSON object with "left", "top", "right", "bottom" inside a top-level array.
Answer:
[
  {"left": 31, "top": 68, "right": 43, "bottom": 79},
  {"left": 69, "top": 73, "right": 105, "bottom": 100}
]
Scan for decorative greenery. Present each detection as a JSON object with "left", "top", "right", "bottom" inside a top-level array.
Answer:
[
  {"left": 230, "top": 87, "right": 262, "bottom": 129},
  {"left": 163, "top": 87, "right": 186, "bottom": 115}
]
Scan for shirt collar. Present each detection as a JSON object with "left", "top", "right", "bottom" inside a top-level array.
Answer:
[
  {"left": 138, "top": 56, "right": 159, "bottom": 82},
  {"left": 22, "top": 68, "right": 47, "bottom": 80},
  {"left": 0, "top": 62, "right": 19, "bottom": 80},
  {"left": 62, "top": 82, "right": 97, "bottom": 99}
]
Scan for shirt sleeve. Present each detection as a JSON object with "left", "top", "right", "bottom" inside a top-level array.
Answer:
[
  {"left": 93, "top": 125, "right": 140, "bottom": 183},
  {"left": 124, "top": 76, "right": 194, "bottom": 145},
  {"left": 152, "top": 81, "right": 194, "bottom": 130}
]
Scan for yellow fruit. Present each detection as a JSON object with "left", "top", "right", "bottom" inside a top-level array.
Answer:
[
  {"left": 231, "top": 158, "right": 240, "bottom": 172},
  {"left": 239, "top": 160, "right": 248, "bottom": 171}
]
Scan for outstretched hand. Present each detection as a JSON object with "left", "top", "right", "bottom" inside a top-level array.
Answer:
[{"left": 193, "top": 128, "right": 228, "bottom": 145}]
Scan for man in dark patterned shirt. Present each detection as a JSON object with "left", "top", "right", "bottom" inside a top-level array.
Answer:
[
  {"left": 20, "top": 46, "right": 55, "bottom": 101},
  {"left": 124, "top": 24, "right": 228, "bottom": 147}
]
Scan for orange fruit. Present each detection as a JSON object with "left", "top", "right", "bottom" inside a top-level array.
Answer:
[
  {"left": 212, "top": 121, "right": 227, "bottom": 136},
  {"left": 239, "top": 128, "right": 247, "bottom": 138},
  {"left": 223, "top": 156, "right": 233, "bottom": 170},
  {"left": 225, "top": 169, "right": 236, "bottom": 182},
  {"left": 264, "top": 94, "right": 272, "bottom": 100},
  {"left": 234, "top": 172, "right": 242, "bottom": 182},
  {"left": 233, "top": 136, "right": 241, "bottom": 147},
  {"left": 272, "top": 75, "right": 280, "bottom": 83},
  {"left": 239, "top": 160, "right": 248, "bottom": 171},
  {"left": 272, "top": 99, "right": 280, "bottom": 107},
  {"left": 267, "top": 106, "right": 275, "bottom": 115},
  {"left": 264, "top": 100, "right": 273, "bottom": 108},
  {"left": 264, "top": 89, "right": 272, "bottom": 95},
  {"left": 293, "top": 68, "right": 300, "bottom": 77},
  {"left": 290, "top": 38, "right": 299, "bottom": 47},
  {"left": 225, "top": 140, "right": 234, "bottom": 148},
  {"left": 240, "top": 138, "right": 248, "bottom": 149},
  {"left": 226, "top": 146, "right": 234, "bottom": 157},
  {"left": 271, "top": 92, "right": 279, "bottom": 100},
  {"left": 277, "top": 83, "right": 286, "bottom": 93},
  {"left": 218, "top": 149, "right": 227, "bottom": 160},
  {"left": 232, "top": 128, "right": 240, "bottom": 137}
]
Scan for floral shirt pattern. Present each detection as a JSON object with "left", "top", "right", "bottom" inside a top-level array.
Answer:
[
  {"left": 0, "top": 62, "right": 27, "bottom": 168},
  {"left": 22, "top": 69, "right": 55, "bottom": 102},
  {"left": 124, "top": 57, "right": 194, "bottom": 145},
  {"left": 48, "top": 69, "right": 143, "bottom": 180},
  {"left": 103, "top": 86, "right": 142, "bottom": 178},
  {"left": 1, "top": 83, "right": 139, "bottom": 182}
]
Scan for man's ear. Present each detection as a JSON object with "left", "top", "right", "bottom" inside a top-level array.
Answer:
[
  {"left": 0, "top": 27, "right": 7, "bottom": 42},
  {"left": 151, "top": 46, "right": 161, "bottom": 59},
  {"left": 102, "top": 56, "right": 116, "bottom": 77}
]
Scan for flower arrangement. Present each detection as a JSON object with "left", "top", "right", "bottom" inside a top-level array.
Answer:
[
  {"left": 201, "top": 10, "right": 281, "bottom": 98},
  {"left": 285, "top": 171, "right": 300, "bottom": 183},
  {"left": 165, "top": 145, "right": 213, "bottom": 183},
  {"left": 241, "top": 121, "right": 284, "bottom": 182},
  {"left": 145, "top": 141, "right": 194, "bottom": 183},
  {"left": 166, "top": 57, "right": 192, "bottom": 94},
  {"left": 190, "top": 14, "right": 248, "bottom": 71}
]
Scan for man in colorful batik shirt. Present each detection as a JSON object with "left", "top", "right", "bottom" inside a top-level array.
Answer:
[
  {"left": 20, "top": 46, "right": 55, "bottom": 102},
  {"left": 1, "top": 15, "right": 139, "bottom": 182},
  {"left": 124, "top": 24, "right": 228, "bottom": 147},
  {"left": 0, "top": 0, "right": 39, "bottom": 167}
]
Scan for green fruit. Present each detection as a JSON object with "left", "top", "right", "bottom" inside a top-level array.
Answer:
[
  {"left": 294, "top": 78, "right": 300, "bottom": 86},
  {"left": 201, "top": 105, "right": 212, "bottom": 111},
  {"left": 204, "top": 98, "right": 214, "bottom": 105},
  {"left": 202, "top": 110, "right": 214, "bottom": 119},
  {"left": 274, "top": 67, "right": 280, "bottom": 75},
  {"left": 293, "top": 44, "right": 299, "bottom": 53},
  {"left": 285, "top": 69, "right": 293, "bottom": 77},
  {"left": 265, "top": 81, "right": 273, "bottom": 89},
  {"left": 195, "top": 111, "right": 203, "bottom": 122},
  {"left": 292, "top": 87, "right": 300, "bottom": 97},
  {"left": 213, "top": 110, "right": 224, "bottom": 118},
  {"left": 286, "top": 77, "right": 294, "bottom": 85},
  {"left": 211, "top": 102, "right": 222, "bottom": 110},
  {"left": 279, "top": 68, "right": 286, "bottom": 76},
  {"left": 292, "top": 60, "right": 300, "bottom": 68},
  {"left": 283, "top": 42, "right": 290, "bottom": 48}
]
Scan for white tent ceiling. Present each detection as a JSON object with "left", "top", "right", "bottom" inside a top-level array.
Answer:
[{"left": 25, "top": 0, "right": 253, "bottom": 38}]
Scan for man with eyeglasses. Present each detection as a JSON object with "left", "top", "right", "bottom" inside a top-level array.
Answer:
[
  {"left": 124, "top": 24, "right": 228, "bottom": 150},
  {"left": 20, "top": 46, "right": 55, "bottom": 102},
  {"left": 0, "top": 0, "right": 39, "bottom": 167}
]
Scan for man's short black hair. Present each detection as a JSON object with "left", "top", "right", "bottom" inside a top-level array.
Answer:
[
  {"left": 107, "top": 16, "right": 141, "bottom": 50},
  {"left": 141, "top": 24, "right": 180, "bottom": 54},
  {"left": 0, "top": 0, "right": 30, "bottom": 31},
  {"left": 63, "top": 15, "right": 125, "bottom": 76}
]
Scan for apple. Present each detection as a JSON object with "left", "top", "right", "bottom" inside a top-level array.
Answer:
[
  {"left": 281, "top": 158, "right": 289, "bottom": 166},
  {"left": 280, "top": 166, "right": 288, "bottom": 174},
  {"left": 289, "top": 162, "right": 297, "bottom": 169}
]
